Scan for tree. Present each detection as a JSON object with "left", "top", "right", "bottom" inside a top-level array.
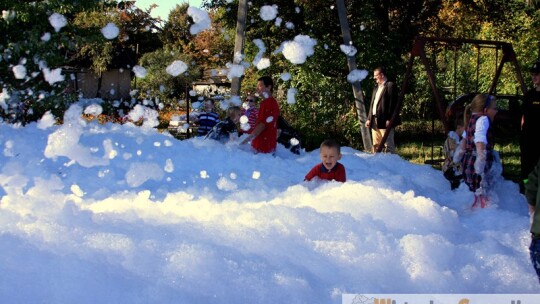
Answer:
[
  {"left": 0, "top": 0, "right": 163, "bottom": 123},
  {"left": 422, "top": 0, "right": 540, "bottom": 97},
  {"left": 71, "top": 2, "right": 162, "bottom": 74},
  {"left": 230, "top": 0, "right": 248, "bottom": 96},
  {"left": 0, "top": 0, "right": 111, "bottom": 123},
  {"left": 203, "top": 0, "right": 442, "bottom": 150},
  {"left": 160, "top": 4, "right": 193, "bottom": 53},
  {"left": 161, "top": 5, "right": 233, "bottom": 73},
  {"left": 135, "top": 47, "right": 201, "bottom": 111}
]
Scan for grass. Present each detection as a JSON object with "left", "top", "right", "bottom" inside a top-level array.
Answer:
[{"left": 395, "top": 121, "right": 522, "bottom": 183}]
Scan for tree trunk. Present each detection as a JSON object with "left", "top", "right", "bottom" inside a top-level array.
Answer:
[
  {"left": 230, "top": 0, "right": 248, "bottom": 97},
  {"left": 336, "top": 0, "right": 373, "bottom": 152}
]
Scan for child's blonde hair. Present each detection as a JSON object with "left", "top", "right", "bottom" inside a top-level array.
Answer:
[
  {"left": 227, "top": 106, "right": 241, "bottom": 118},
  {"left": 463, "top": 94, "right": 495, "bottom": 125}
]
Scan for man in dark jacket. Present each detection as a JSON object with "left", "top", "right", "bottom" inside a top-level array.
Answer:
[{"left": 365, "top": 66, "right": 400, "bottom": 153}]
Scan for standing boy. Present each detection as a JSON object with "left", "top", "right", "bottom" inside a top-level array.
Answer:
[
  {"left": 304, "top": 139, "right": 346, "bottom": 182},
  {"left": 241, "top": 76, "right": 280, "bottom": 153}
]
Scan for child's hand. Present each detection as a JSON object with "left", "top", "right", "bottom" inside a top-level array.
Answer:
[
  {"left": 240, "top": 137, "right": 248, "bottom": 145},
  {"left": 474, "top": 147, "right": 487, "bottom": 173}
]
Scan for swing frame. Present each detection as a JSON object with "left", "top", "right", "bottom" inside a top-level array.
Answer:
[{"left": 378, "top": 36, "right": 527, "bottom": 154}]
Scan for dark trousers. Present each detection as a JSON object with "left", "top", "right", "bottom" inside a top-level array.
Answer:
[
  {"left": 530, "top": 238, "right": 540, "bottom": 283},
  {"left": 520, "top": 134, "right": 540, "bottom": 180}
]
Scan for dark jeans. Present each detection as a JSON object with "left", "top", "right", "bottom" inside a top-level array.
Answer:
[{"left": 530, "top": 238, "right": 540, "bottom": 283}]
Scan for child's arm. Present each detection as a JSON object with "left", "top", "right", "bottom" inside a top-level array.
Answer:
[
  {"left": 228, "top": 129, "right": 239, "bottom": 141},
  {"left": 473, "top": 116, "right": 490, "bottom": 177},
  {"left": 453, "top": 138, "right": 466, "bottom": 164},
  {"left": 241, "top": 122, "right": 265, "bottom": 145},
  {"left": 335, "top": 163, "right": 346, "bottom": 182},
  {"left": 304, "top": 164, "right": 320, "bottom": 181}
]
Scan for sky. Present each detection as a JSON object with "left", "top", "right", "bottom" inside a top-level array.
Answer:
[
  {"left": 1, "top": 4, "right": 540, "bottom": 304},
  {"left": 135, "top": 0, "right": 204, "bottom": 19}
]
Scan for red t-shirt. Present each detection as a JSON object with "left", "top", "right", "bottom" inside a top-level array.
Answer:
[
  {"left": 304, "top": 162, "right": 346, "bottom": 182},
  {"left": 252, "top": 96, "right": 280, "bottom": 153}
]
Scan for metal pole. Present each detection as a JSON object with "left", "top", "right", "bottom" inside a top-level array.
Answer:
[
  {"left": 475, "top": 45, "right": 480, "bottom": 92},
  {"left": 336, "top": 0, "right": 372, "bottom": 152},
  {"left": 134, "top": 43, "right": 139, "bottom": 89},
  {"left": 230, "top": 0, "right": 248, "bottom": 96},
  {"left": 186, "top": 84, "right": 190, "bottom": 138}
]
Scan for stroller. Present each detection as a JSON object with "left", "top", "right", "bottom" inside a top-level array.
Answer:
[
  {"left": 205, "top": 118, "right": 238, "bottom": 143},
  {"left": 277, "top": 116, "right": 302, "bottom": 154}
]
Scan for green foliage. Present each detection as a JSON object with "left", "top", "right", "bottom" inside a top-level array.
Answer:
[
  {"left": 426, "top": 0, "right": 540, "bottom": 97},
  {"left": 0, "top": 0, "right": 163, "bottom": 123},
  {"left": 1, "top": 0, "right": 539, "bottom": 150},
  {"left": 280, "top": 65, "right": 362, "bottom": 150},
  {"left": 202, "top": 0, "right": 539, "bottom": 153},
  {"left": 202, "top": 0, "right": 444, "bottom": 150},
  {"left": 0, "top": 0, "right": 97, "bottom": 123},
  {"left": 160, "top": 4, "right": 192, "bottom": 50},
  {"left": 135, "top": 48, "right": 201, "bottom": 110},
  {"left": 397, "top": 120, "right": 521, "bottom": 181},
  {"left": 72, "top": 5, "right": 162, "bottom": 74},
  {"left": 398, "top": 0, "right": 540, "bottom": 125},
  {"left": 159, "top": 5, "right": 233, "bottom": 78}
]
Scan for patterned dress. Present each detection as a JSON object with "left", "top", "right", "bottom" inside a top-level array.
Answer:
[{"left": 461, "top": 114, "right": 494, "bottom": 192}]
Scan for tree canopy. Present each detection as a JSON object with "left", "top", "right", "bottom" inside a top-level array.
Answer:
[{"left": 0, "top": 0, "right": 538, "bottom": 150}]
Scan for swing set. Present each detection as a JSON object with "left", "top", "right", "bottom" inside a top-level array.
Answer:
[{"left": 384, "top": 36, "right": 527, "bottom": 162}]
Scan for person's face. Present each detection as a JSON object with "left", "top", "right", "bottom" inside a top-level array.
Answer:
[
  {"left": 205, "top": 101, "right": 214, "bottom": 111},
  {"left": 456, "top": 124, "right": 465, "bottom": 135},
  {"left": 319, "top": 146, "right": 341, "bottom": 171},
  {"left": 532, "top": 73, "right": 540, "bottom": 87},
  {"left": 373, "top": 70, "right": 385, "bottom": 85},
  {"left": 232, "top": 112, "right": 241, "bottom": 123},
  {"left": 257, "top": 80, "right": 270, "bottom": 96},
  {"left": 245, "top": 97, "right": 257, "bottom": 109},
  {"left": 485, "top": 100, "right": 498, "bottom": 121}
]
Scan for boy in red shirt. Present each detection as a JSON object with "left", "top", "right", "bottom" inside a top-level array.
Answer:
[
  {"left": 241, "top": 76, "right": 280, "bottom": 153},
  {"left": 305, "top": 139, "right": 346, "bottom": 182}
]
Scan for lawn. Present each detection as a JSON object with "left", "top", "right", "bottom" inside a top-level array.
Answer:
[{"left": 395, "top": 120, "right": 522, "bottom": 185}]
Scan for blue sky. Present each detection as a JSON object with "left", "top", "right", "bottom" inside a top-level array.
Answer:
[{"left": 135, "top": 0, "right": 204, "bottom": 19}]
